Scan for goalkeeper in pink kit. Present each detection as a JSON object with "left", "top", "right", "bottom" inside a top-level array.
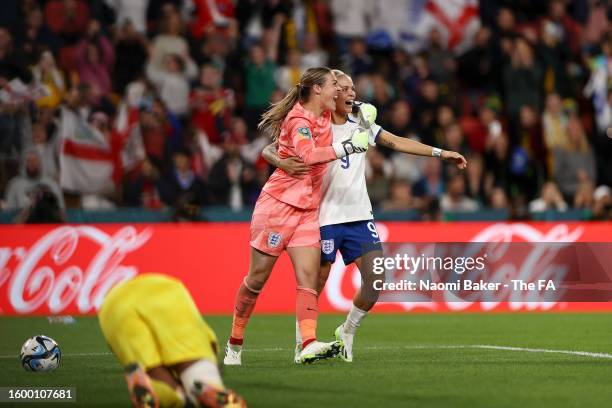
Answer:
[{"left": 223, "top": 67, "right": 370, "bottom": 365}]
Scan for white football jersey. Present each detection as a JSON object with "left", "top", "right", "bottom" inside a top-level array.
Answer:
[{"left": 319, "top": 114, "right": 382, "bottom": 227}]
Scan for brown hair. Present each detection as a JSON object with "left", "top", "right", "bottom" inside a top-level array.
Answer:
[{"left": 258, "top": 66, "right": 333, "bottom": 141}]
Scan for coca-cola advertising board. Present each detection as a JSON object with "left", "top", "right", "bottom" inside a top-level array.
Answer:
[{"left": 1, "top": 222, "right": 611, "bottom": 316}]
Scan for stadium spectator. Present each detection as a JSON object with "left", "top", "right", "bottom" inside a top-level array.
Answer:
[
  {"left": 380, "top": 179, "right": 415, "bottom": 211},
  {"left": 391, "top": 135, "right": 423, "bottom": 187},
  {"left": 159, "top": 147, "right": 208, "bottom": 207},
  {"left": 139, "top": 98, "right": 181, "bottom": 164},
  {"left": 440, "top": 173, "right": 478, "bottom": 212},
  {"left": 413, "top": 156, "right": 444, "bottom": 204},
  {"left": 14, "top": 183, "right": 66, "bottom": 224},
  {"left": 4, "top": 149, "right": 64, "bottom": 210},
  {"left": 529, "top": 181, "right": 568, "bottom": 212},
  {"left": 552, "top": 115, "right": 596, "bottom": 200},
  {"left": 172, "top": 191, "right": 203, "bottom": 221},
  {"left": 341, "top": 38, "right": 372, "bottom": 77},
  {"left": 190, "top": 63, "right": 235, "bottom": 144},
  {"left": 103, "top": 0, "right": 149, "bottom": 34},
  {"left": 123, "top": 158, "right": 164, "bottom": 209},
  {"left": 592, "top": 185, "right": 612, "bottom": 220},
  {"left": 149, "top": 11, "right": 195, "bottom": 77},
  {"left": 29, "top": 122, "right": 58, "bottom": 180},
  {"left": 415, "top": 79, "right": 442, "bottom": 140},
  {"left": 365, "top": 147, "right": 392, "bottom": 207},
  {"left": 112, "top": 21, "right": 148, "bottom": 94},
  {"left": 503, "top": 36, "right": 543, "bottom": 119},
  {"left": 443, "top": 123, "right": 469, "bottom": 158},
  {"left": 379, "top": 100, "right": 413, "bottom": 157},
  {"left": 146, "top": 53, "right": 194, "bottom": 117},
  {"left": 186, "top": 0, "right": 236, "bottom": 40},
  {"left": 545, "top": 0, "right": 582, "bottom": 55},
  {"left": 275, "top": 49, "right": 303, "bottom": 93},
  {"left": 514, "top": 105, "right": 545, "bottom": 163},
  {"left": 582, "top": 1, "right": 608, "bottom": 49},
  {"left": 465, "top": 154, "right": 486, "bottom": 204},
  {"left": 243, "top": 40, "right": 277, "bottom": 129},
  {"left": 301, "top": 32, "right": 328, "bottom": 68},
  {"left": 458, "top": 26, "right": 498, "bottom": 94},
  {"left": 427, "top": 28, "right": 455, "bottom": 83},
  {"left": 495, "top": 7, "right": 517, "bottom": 38},
  {"left": 485, "top": 134, "right": 511, "bottom": 195},
  {"left": 208, "top": 132, "right": 259, "bottom": 209},
  {"left": 74, "top": 21, "right": 115, "bottom": 104},
  {"left": 489, "top": 187, "right": 510, "bottom": 211},
  {"left": 15, "top": 7, "right": 60, "bottom": 66},
  {"left": 542, "top": 93, "right": 568, "bottom": 153},
  {"left": 330, "top": 0, "right": 372, "bottom": 55},
  {"left": 573, "top": 180, "right": 595, "bottom": 210},
  {"left": 369, "top": 73, "right": 395, "bottom": 120},
  {"left": 31, "top": 51, "right": 65, "bottom": 109},
  {"left": 471, "top": 97, "right": 502, "bottom": 154},
  {"left": 433, "top": 104, "right": 457, "bottom": 149},
  {"left": 539, "top": 19, "right": 571, "bottom": 97},
  {"left": 44, "top": 0, "right": 90, "bottom": 44},
  {"left": 385, "top": 100, "right": 414, "bottom": 139},
  {"left": 0, "top": 27, "right": 31, "bottom": 83}
]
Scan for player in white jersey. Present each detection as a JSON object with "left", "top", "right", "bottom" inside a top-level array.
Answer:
[{"left": 262, "top": 70, "right": 467, "bottom": 362}]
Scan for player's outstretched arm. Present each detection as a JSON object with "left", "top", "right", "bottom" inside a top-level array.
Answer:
[
  {"left": 289, "top": 120, "right": 368, "bottom": 165},
  {"left": 261, "top": 142, "right": 309, "bottom": 178},
  {"left": 377, "top": 131, "right": 468, "bottom": 169}
]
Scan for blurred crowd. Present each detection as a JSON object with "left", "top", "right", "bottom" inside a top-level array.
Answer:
[{"left": 0, "top": 0, "right": 611, "bottom": 221}]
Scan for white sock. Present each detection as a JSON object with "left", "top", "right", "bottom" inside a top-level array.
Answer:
[
  {"left": 344, "top": 305, "right": 368, "bottom": 335},
  {"left": 295, "top": 319, "right": 302, "bottom": 345},
  {"left": 180, "top": 359, "right": 224, "bottom": 403}
]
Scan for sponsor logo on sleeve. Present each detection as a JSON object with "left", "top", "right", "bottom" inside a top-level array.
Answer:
[{"left": 297, "top": 127, "right": 312, "bottom": 139}]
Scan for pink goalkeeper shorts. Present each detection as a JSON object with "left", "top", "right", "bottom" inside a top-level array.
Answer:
[{"left": 250, "top": 192, "right": 320, "bottom": 257}]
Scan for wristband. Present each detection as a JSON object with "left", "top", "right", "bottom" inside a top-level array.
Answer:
[{"left": 432, "top": 147, "right": 442, "bottom": 158}]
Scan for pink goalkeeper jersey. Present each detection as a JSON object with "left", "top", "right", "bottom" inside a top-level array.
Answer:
[{"left": 262, "top": 102, "right": 336, "bottom": 209}]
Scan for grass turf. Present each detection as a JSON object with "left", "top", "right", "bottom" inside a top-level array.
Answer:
[{"left": 1, "top": 313, "right": 612, "bottom": 407}]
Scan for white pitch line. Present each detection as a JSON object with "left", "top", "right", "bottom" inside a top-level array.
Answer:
[
  {"left": 470, "top": 344, "right": 612, "bottom": 360},
  {"left": 2, "top": 344, "right": 611, "bottom": 360},
  {"left": 241, "top": 344, "right": 612, "bottom": 359},
  {"left": 0, "top": 352, "right": 113, "bottom": 360}
]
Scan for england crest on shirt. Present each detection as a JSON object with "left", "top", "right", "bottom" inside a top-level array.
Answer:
[
  {"left": 268, "top": 232, "right": 282, "bottom": 248},
  {"left": 321, "top": 239, "right": 335, "bottom": 255}
]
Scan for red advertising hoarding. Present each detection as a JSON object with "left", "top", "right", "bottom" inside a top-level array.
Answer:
[{"left": 0, "top": 222, "right": 611, "bottom": 315}]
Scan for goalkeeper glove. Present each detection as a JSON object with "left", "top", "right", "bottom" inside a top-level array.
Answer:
[
  {"left": 333, "top": 127, "right": 369, "bottom": 158},
  {"left": 360, "top": 103, "right": 377, "bottom": 126},
  {"left": 352, "top": 102, "right": 377, "bottom": 126}
]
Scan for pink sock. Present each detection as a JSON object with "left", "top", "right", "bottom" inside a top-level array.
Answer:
[
  {"left": 229, "top": 278, "right": 260, "bottom": 345},
  {"left": 296, "top": 287, "right": 318, "bottom": 347}
]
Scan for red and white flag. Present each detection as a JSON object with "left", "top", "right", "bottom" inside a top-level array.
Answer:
[
  {"left": 115, "top": 102, "right": 145, "bottom": 173},
  {"left": 371, "top": 0, "right": 480, "bottom": 54},
  {"left": 59, "top": 107, "right": 115, "bottom": 195}
]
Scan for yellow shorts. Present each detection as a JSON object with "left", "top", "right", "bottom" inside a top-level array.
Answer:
[{"left": 98, "top": 274, "right": 218, "bottom": 369}]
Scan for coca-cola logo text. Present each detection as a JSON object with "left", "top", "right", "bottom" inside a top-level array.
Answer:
[{"left": 0, "top": 226, "right": 151, "bottom": 314}]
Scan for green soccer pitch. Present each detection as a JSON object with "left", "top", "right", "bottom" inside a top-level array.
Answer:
[{"left": 1, "top": 313, "right": 612, "bottom": 407}]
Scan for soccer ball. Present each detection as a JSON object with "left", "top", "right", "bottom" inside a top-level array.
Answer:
[{"left": 20, "top": 335, "right": 61, "bottom": 372}]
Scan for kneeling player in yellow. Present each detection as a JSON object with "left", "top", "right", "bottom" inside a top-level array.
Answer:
[{"left": 99, "top": 273, "right": 246, "bottom": 408}]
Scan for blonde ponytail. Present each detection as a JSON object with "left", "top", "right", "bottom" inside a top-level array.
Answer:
[{"left": 258, "top": 85, "right": 301, "bottom": 142}]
